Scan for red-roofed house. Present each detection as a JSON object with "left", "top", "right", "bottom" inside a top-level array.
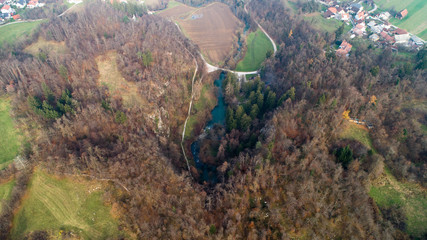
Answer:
[
  {"left": 27, "top": 1, "right": 38, "bottom": 8},
  {"left": 396, "top": 9, "right": 408, "bottom": 19},
  {"left": 328, "top": 7, "right": 337, "bottom": 14},
  {"left": 355, "top": 10, "right": 366, "bottom": 20},
  {"left": 380, "top": 31, "right": 395, "bottom": 44},
  {"left": 336, "top": 40, "right": 352, "bottom": 56},
  {"left": 324, "top": 10, "right": 335, "bottom": 19},
  {"left": 12, "top": 14, "right": 20, "bottom": 20},
  {"left": 1, "top": 5, "right": 12, "bottom": 14}
]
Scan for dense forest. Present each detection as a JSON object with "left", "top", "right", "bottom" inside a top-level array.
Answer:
[{"left": 0, "top": 0, "right": 425, "bottom": 239}]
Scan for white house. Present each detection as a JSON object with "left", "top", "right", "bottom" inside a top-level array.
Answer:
[
  {"left": 378, "top": 12, "right": 391, "bottom": 21},
  {"left": 369, "top": 34, "right": 379, "bottom": 42},
  {"left": 15, "top": 0, "right": 26, "bottom": 8},
  {"left": 394, "top": 29, "right": 410, "bottom": 44},
  {"left": 1, "top": 4, "right": 13, "bottom": 14}
]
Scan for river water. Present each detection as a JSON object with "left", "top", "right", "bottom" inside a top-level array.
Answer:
[{"left": 190, "top": 72, "right": 226, "bottom": 184}]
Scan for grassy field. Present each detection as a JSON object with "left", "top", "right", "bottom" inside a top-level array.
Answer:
[
  {"left": 0, "top": 97, "right": 21, "bottom": 170},
  {"left": 339, "top": 122, "right": 374, "bottom": 150},
  {"left": 375, "top": 0, "right": 427, "bottom": 40},
  {"left": 0, "top": 179, "right": 15, "bottom": 213},
  {"left": 96, "top": 51, "right": 147, "bottom": 108},
  {"left": 235, "top": 29, "right": 274, "bottom": 72},
  {"left": 303, "top": 12, "right": 352, "bottom": 34},
  {"left": 24, "top": 37, "right": 68, "bottom": 56},
  {"left": 159, "top": 2, "right": 242, "bottom": 65},
  {"left": 0, "top": 20, "right": 44, "bottom": 47},
  {"left": 11, "top": 169, "right": 121, "bottom": 239},
  {"left": 369, "top": 168, "right": 427, "bottom": 238}
]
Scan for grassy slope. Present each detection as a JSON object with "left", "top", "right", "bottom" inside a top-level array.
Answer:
[
  {"left": 303, "top": 12, "right": 342, "bottom": 33},
  {"left": 0, "top": 179, "right": 15, "bottom": 213},
  {"left": 185, "top": 83, "right": 216, "bottom": 139},
  {"left": 11, "top": 169, "right": 120, "bottom": 239},
  {"left": 339, "top": 122, "right": 374, "bottom": 150},
  {"left": 0, "top": 20, "right": 44, "bottom": 47},
  {"left": 0, "top": 97, "right": 21, "bottom": 170},
  {"left": 236, "top": 29, "right": 274, "bottom": 72},
  {"left": 375, "top": 0, "right": 427, "bottom": 40},
  {"left": 369, "top": 169, "right": 427, "bottom": 238}
]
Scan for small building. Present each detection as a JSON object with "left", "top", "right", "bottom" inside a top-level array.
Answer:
[
  {"left": 323, "top": 10, "right": 335, "bottom": 19},
  {"left": 369, "top": 33, "right": 379, "bottom": 42},
  {"left": 350, "top": 3, "right": 363, "bottom": 13},
  {"left": 27, "top": 1, "right": 37, "bottom": 8},
  {"left": 336, "top": 40, "right": 352, "bottom": 56},
  {"left": 338, "top": 12, "right": 350, "bottom": 21},
  {"left": 336, "top": 7, "right": 345, "bottom": 14},
  {"left": 383, "top": 21, "right": 391, "bottom": 30},
  {"left": 355, "top": 10, "right": 366, "bottom": 21},
  {"left": 328, "top": 7, "right": 337, "bottom": 14},
  {"left": 396, "top": 9, "right": 408, "bottom": 19},
  {"left": 15, "top": 0, "right": 26, "bottom": 8},
  {"left": 410, "top": 35, "right": 424, "bottom": 46},
  {"left": 378, "top": 12, "right": 391, "bottom": 21},
  {"left": 12, "top": 14, "right": 20, "bottom": 20},
  {"left": 380, "top": 31, "right": 395, "bottom": 44}
]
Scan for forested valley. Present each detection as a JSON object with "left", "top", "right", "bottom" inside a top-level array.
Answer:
[{"left": 0, "top": 0, "right": 425, "bottom": 239}]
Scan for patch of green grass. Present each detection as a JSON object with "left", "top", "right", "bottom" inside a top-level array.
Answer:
[
  {"left": 11, "top": 169, "right": 121, "bottom": 239},
  {"left": 236, "top": 29, "right": 274, "bottom": 72},
  {"left": 0, "top": 179, "right": 15, "bottom": 213},
  {"left": 165, "top": 0, "right": 182, "bottom": 10},
  {"left": 185, "top": 83, "right": 216, "bottom": 139},
  {"left": 0, "top": 97, "right": 21, "bottom": 170},
  {"left": 369, "top": 169, "right": 427, "bottom": 238},
  {"left": 303, "top": 12, "right": 343, "bottom": 33},
  {"left": 421, "top": 124, "right": 427, "bottom": 134},
  {"left": 0, "top": 20, "right": 44, "bottom": 47},
  {"left": 376, "top": 0, "right": 427, "bottom": 40},
  {"left": 340, "top": 123, "right": 374, "bottom": 150}
]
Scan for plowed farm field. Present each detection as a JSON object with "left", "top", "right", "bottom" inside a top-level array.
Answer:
[{"left": 158, "top": 2, "right": 243, "bottom": 65}]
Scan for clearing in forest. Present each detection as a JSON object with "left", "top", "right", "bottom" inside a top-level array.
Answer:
[
  {"left": 159, "top": 2, "right": 243, "bottom": 65},
  {"left": 369, "top": 168, "right": 427, "bottom": 238},
  {"left": 96, "top": 51, "right": 147, "bottom": 108},
  {"left": 339, "top": 122, "right": 374, "bottom": 150},
  {"left": 0, "top": 20, "right": 44, "bottom": 47},
  {"left": 0, "top": 97, "right": 22, "bottom": 170},
  {"left": 24, "top": 37, "right": 69, "bottom": 57},
  {"left": 0, "top": 178, "right": 15, "bottom": 213},
  {"left": 375, "top": 0, "right": 427, "bottom": 40},
  {"left": 235, "top": 29, "right": 274, "bottom": 72},
  {"left": 11, "top": 169, "right": 121, "bottom": 239}
]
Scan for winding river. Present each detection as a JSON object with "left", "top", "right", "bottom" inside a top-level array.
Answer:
[{"left": 190, "top": 72, "right": 226, "bottom": 184}]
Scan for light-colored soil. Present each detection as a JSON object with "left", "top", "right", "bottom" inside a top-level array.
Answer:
[{"left": 159, "top": 2, "right": 243, "bottom": 64}]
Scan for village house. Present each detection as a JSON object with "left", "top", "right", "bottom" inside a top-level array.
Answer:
[
  {"left": 14, "top": 0, "right": 26, "bottom": 8},
  {"left": 396, "top": 9, "right": 408, "bottom": 19},
  {"left": 349, "top": 3, "right": 363, "bottom": 13},
  {"left": 12, "top": 14, "right": 20, "bottom": 20},
  {"left": 323, "top": 9, "right": 335, "bottom": 19},
  {"left": 355, "top": 10, "right": 366, "bottom": 21},
  {"left": 337, "top": 12, "right": 350, "bottom": 21},
  {"left": 1, "top": 12, "right": 10, "bottom": 19},
  {"left": 336, "top": 40, "right": 352, "bottom": 56},
  {"left": 1, "top": 4, "right": 14, "bottom": 14},
  {"left": 378, "top": 12, "right": 391, "bottom": 21},
  {"left": 369, "top": 33, "right": 379, "bottom": 42},
  {"left": 394, "top": 28, "right": 410, "bottom": 44},
  {"left": 410, "top": 35, "right": 424, "bottom": 47},
  {"left": 353, "top": 22, "right": 366, "bottom": 37},
  {"left": 380, "top": 31, "right": 395, "bottom": 44}
]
